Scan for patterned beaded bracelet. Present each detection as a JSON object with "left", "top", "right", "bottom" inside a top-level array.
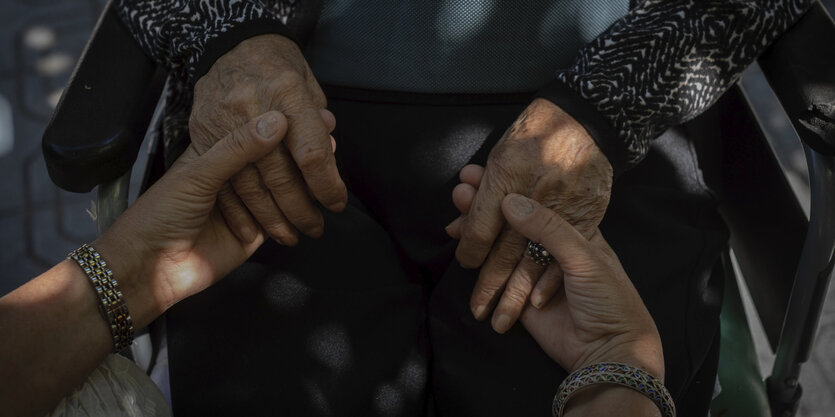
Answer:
[
  {"left": 552, "top": 362, "right": 675, "bottom": 417},
  {"left": 69, "top": 244, "right": 134, "bottom": 353}
]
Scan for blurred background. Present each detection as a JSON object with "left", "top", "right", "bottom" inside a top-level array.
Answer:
[{"left": 0, "top": 0, "right": 833, "bottom": 415}]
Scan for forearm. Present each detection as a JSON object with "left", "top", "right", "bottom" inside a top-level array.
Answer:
[
  {"left": 0, "top": 260, "right": 112, "bottom": 417},
  {"left": 548, "top": 0, "right": 815, "bottom": 171},
  {"left": 0, "top": 235, "right": 156, "bottom": 417},
  {"left": 0, "top": 110, "right": 282, "bottom": 416}
]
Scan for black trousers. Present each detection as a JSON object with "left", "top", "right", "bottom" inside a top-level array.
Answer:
[{"left": 165, "top": 89, "right": 728, "bottom": 416}]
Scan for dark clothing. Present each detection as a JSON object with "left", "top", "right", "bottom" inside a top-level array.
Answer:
[
  {"left": 114, "top": 0, "right": 816, "bottom": 173},
  {"left": 166, "top": 90, "right": 727, "bottom": 416}
]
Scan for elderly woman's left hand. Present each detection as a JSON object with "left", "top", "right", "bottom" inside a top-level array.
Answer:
[{"left": 448, "top": 98, "right": 613, "bottom": 334}]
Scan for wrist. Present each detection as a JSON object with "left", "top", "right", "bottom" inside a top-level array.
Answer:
[
  {"left": 577, "top": 334, "right": 665, "bottom": 383},
  {"left": 190, "top": 17, "right": 297, "bottom": 83},
  {"left": 527, "top": 98, "right": 614, "bottom": 182},
  {"left": 91, "top": 230, "right": 162, "bottom": 330},
  {"left": 563, "top": 384, "right": 661, "bottom": 417}
]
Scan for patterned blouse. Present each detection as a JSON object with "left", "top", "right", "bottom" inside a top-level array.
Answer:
[{"left": 115, "top": 0, "right": 814, "bottom": 173}]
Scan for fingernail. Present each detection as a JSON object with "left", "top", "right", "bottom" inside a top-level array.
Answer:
[
  {"left": 506, "top": 194, "right": 534, "bottom": 218},
  {"left": 494, "top": 314, "right": 512, "bottom": 333},
  {"left": 473, "top": 305, "right": 486, "bottom": 320},
  {"left": 531, "top": 293, "right": 543, "bottom": 309},
  {"left": 256, "top": 112, "right": 279, "bottom": 138}
]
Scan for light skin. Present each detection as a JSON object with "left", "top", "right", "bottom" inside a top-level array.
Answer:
[
  {"left": 198, "top": 35, "right": 614, "bottom": 334},
  {"left": 457, "top": 178, "right": 664, "bottom": 416},
  {"left": 0, "top": 111, "right": 288, "bottom": 417}
]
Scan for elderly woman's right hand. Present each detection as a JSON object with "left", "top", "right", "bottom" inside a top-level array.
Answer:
[
  {"left": 500, "top": 194, "right": 664, "bottom": 381},
  {"left": 190, "top": 34, "right": 347, "bottom": 246}
]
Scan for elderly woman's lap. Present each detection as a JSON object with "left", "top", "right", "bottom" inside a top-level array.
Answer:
[{"left": 164, "top": 195, "right": 429, "bottom": 416}]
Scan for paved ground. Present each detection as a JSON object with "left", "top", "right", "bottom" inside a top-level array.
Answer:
[{"left": 0, "top": 0, "right": 832, "bottom": 415}]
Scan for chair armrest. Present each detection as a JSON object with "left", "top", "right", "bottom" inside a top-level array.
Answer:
[
  {"left": 42, "top": 0, "right": 166, "bottom": 193},
  {"left": 758, "top": 1, "right": 835, "bottom": 156}
]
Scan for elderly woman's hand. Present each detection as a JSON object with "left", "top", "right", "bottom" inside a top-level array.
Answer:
[
  {"left": 449, "top": 99, "right": 613, "bottom": 333},
  {"left": 95, "top": 111, "right": 288, "bottom": 328},
  {"left": 190, "top": 34, "right": 347, "bottom": 246}
]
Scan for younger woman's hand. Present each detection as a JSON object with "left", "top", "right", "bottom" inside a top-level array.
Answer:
[
  {"left": 95, "top": 111, "right": 288, "bottom": 328},
  {"left": 501, "top": 194, "right": 664, "bottom": 379},
  {"left": 449, "top": 171, "right": 662, "bottom": 378}
]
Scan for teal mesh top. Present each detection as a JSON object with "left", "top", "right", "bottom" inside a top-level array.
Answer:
[{"left": 305, "top": 0, "right": 628, "bottom": 93}]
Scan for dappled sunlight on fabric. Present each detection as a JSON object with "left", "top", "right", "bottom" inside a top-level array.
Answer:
[
  {"left": 396, "top": 350, "right": 428, "bottom": 394},
  {"left": 304, "top": 379, "right": 334, "bottom": 417},
  {"left": 308, "top": 323, "right": 353, "bottom": 374},
  {"left": 262, "top": 272, "right": 312, "bottom": 312},
  {"left": 374, "top": 383, "right": 404, "bottom": 417},
  {"left": 410, "top": 119, "right": 491, "bottom": 185}
]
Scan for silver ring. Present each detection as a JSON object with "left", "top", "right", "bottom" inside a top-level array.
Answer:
[{"left": 527, "top": 240, "right": 555, "bottom": 266}]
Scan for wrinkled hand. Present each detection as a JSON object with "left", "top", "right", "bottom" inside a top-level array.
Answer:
[
  {"left": 447, "top": 98, "right": 613, "bottom": 333},
  {"left": 502, "top": 194, "right": 664, "bottom": 379},
  {"left": 96, "top": 112, "right": 287, "bottom": 321},
  {"left": 190, "top": 34, "right": 346, "bottom": 246}
]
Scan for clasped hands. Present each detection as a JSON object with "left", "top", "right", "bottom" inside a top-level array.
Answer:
[{"left": 190, "top": 34, "right": 616, "bottom": 336}]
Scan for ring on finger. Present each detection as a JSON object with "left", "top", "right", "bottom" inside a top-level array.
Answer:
[{"left": 526, "top": 240, "right": 555, "bottom": 266}]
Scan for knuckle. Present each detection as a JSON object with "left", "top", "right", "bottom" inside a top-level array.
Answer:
[
  {"left": 310, "top": 87, "right": 327, "bottom": 108},
  {"left": 225, "top": 130, "right": 251, "bottom": 157},
  {"left": 262, "top": 170, "right": 302, "bottom": 194},
  {"left": 460, "top": 221, "right": 493, "bottom": 248},
  {"left": 269, "top": 70, "right": 305, "bottom": 93},
  {"left": 295, "top": 143, "right": 332, "bottom": 172},
  {"left": 311, "top": 177, "right": 346, "bottom": 205},
  {"left": 217, "top": 193, "right": 245, "bottom": 214},
  {"left": 539, "top": 213, "right": 566, "bottom": 241},
  {"left": 502, "top": 284, "right": 531, "bottom": 306},
  {"left": 493, "top": 246, "right": 524, "bottom": 269},
  {"left": 456, "top": 247, "right": 484, "bottom": 269},
  {"left": 232, "top": 175, "right": 265, "bottom": 201},
  {"left": 221, "top": 87, "right": 254, "bottom": 110},
  {"left": 475, "top": 281, "right": 502, "bottom": 301}
]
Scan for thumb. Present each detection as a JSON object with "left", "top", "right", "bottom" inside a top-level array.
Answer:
[
  {"left": 501, "top": 193, "right": 594, "bottom": 272},
  {"left": 193, "top": 111, "right": 287, "bottom": 191}
]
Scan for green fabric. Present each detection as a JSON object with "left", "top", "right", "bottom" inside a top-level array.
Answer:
[{"left": 711, "top": 267, "right": 770, "bottom": 416}]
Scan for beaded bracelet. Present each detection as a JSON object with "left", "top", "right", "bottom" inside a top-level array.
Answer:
[
  {"left": 69, "top": 244, "right": 134, "bottom": 353},
  {"left": 553, "top": 362, "right": 675, "bottom": 417}
]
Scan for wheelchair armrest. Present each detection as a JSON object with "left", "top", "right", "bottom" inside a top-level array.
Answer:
[
  {"left": 758, "top": 1, "right": 835, "bottom": 156},
  {"left": 42, "top": 0, "right": 166, "bottom": 193}
]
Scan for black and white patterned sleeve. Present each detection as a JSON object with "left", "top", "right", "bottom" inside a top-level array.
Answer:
[
  {"left": 538, "top": 0, "right": 815, "bottom": 174},
  {"left": 114, "top": 0, "right": 319, "bottom": 83}
]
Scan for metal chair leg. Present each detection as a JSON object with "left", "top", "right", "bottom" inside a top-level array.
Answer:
[{"left": 767, "top": 146, "right": 835, "bottom": 417}]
